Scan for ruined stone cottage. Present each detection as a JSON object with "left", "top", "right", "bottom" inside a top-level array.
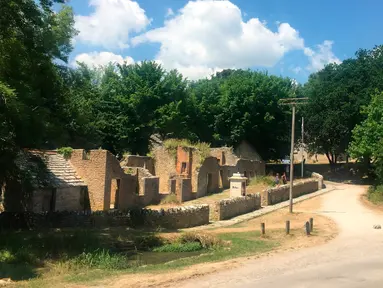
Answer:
[
  {"left": 3, "top": 149, "right": 160, "bottom": 212},
  {"left": 152, "top": 140, "right": 265, "bottom": 202}
]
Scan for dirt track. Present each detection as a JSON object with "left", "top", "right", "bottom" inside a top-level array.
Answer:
[{"left": 177, "top": 183, "right": 383, "bottom": 288}]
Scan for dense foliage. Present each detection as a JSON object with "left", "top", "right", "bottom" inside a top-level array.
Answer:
[
  {"left": 349, "top": 92, "right": 383, "bottom": 182},
  {"left": 303, "top": 46, "right": 383, "bottom": 166},
  {"left": 1, "top": 0, "right": 383, "bottom": 187}
]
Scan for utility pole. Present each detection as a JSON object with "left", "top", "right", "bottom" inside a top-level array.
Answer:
[
  {"left": 301, "top": 117, "right": 304, "bottom": 178},
  {"left": 279, "top": 98, "right": 308, "bottom": 213}
]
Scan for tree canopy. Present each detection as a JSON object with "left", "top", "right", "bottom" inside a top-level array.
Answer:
[{"left": 302, "top": 46, "right": 383, "bottom": 166}]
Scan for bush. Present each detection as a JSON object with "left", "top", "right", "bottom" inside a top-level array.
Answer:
[
  {"left": 160, "top": 193, "right": 180, "bottom": 204},
  {"left": 57, "top": 147, "right": 73, "bottom": 159},
  {"left": 368, "top": 185, "right": 383, "bottom": 204},
  {"left": 153, "top": 242, "right": 202, "bottom": 253},
  {"left": 249, "top": 176, "right": 276, "bottom": 187}
]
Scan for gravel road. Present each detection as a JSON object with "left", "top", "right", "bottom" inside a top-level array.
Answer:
[{"left": 178, "top": 183, "right": 383, "bottom": 288}]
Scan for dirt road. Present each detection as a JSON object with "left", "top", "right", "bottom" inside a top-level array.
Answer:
[{"left": 178, "top": 183, "right": 383, "bottom": 288}]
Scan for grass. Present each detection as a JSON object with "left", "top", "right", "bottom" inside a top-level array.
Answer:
[
  {"left": 163, "top": 138, "right": 211, "bottom": 164},
  {"left": 9, "top": 228, "right": 277, "bottom": 287},
  {"left": 249, "top": 175, "right": 276, "bottom": 188},
  {"left": 153, "top": 242, "right": 202, "bottom": 252},
  {"left": 160, "top": 193, "right": 180, "bottom": 204},
  {"left": 367, "top": 185, "right": 383, "bottom": 204},
  {"left": 0, "top": 228, "right": 164, "bottom": 281}
]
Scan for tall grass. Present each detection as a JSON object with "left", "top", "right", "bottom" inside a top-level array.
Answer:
[
  {"left": 249, "top": 175, "right": 276, "bottom": 187},
  {"left": 160, "top": 193, "right": 180, "bottom": 204},
  {"left": 163, "top": 138, "right": 211, "bottom": 163},
  {"left": 368, "top": 185, "right": 383, "bottom": 204}
]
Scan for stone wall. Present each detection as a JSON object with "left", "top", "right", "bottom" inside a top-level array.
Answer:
[
  {"left": 137, "top": 177, "right": 160, "bottom": 206},
  {"left": 152, "top": 147, "right": 177, "bottom": 193},
  {"left": 70, "top": 150, "right": 108, "bottom": 211},
  {"left": 261, "top": 178, "right": 320, "bottom": 206},
  {"left": 121, "top": 155, "right": 155, "bottom": 175},
  {"left": 177, "top": 178, "right": 196, "bottom": 202},
  {"left": 0, "top": 205, "right": 209, "bottom": 230},
  {"left": 196, "top": 157, "right": 220, "bottom": 197},
  {"left": 55, "top": 187, "right": 84, "bottom": 211},
  {"left": 210, "top": 147, "right": 239, "bottom": 166},
  {"left": 211, "top": 194, "right": 261, "bottom": 221}
]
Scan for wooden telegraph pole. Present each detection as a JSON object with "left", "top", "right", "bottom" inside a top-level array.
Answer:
[
  {"left": 301, "top": 117, "right": 304, "bottom": 178},
  {"left": 279, "top": 98, "right": 308, "bottom": 213}
]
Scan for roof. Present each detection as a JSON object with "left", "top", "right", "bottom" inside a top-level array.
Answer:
[{"left": 22, "top": 150, "right": 86, "bottom": 188}]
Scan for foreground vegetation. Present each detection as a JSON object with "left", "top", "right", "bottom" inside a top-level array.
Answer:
[
  {"left": 0, "top": 228, "right": 276, "bottom": 286},
  {"left": 367, "top": 185, "right": 383, "bottom": 204}
]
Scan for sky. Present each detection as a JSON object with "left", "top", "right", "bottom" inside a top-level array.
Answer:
[{"left": 66, "top": 0, "right": 383, "bottom": 83}]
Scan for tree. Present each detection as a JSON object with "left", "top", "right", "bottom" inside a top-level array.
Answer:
[
  {"left": 0, "top": 0, "right": 77, "bottom": 149},
  {"left": 303, "top": 45, "right": 383, "bottom": 166},
  {"left": 93, "top": 61, "right": 192, "bottom": 156},
  {"left": 349, "top": 91, "right": 383, "bottom": 181},
  {"left": 190, "top": 70, "right": 293, "bottom": 160},
  {"left": 0, "top": 0, "right": 77, "bottom": 188}
]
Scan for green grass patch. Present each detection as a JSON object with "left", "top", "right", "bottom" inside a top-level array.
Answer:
[
  {"left": 250, "top": 175, "right": 276, "bottom": 187},
  {"left": 368, "top": 185, "right": 383, "bottom": 204},
  {"left": 11, "top": 230, "right": 278, "bottom": 287},
  {"left": 153, "top": 242, "right": 202, "bottom": 252}
]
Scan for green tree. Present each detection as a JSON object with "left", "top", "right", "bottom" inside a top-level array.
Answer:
[
  {"left": 349, "top": 91, "right": 383, "bottom": 181},
  {"left": 303, "top": 45, "right": 383, "bottom": 166}
]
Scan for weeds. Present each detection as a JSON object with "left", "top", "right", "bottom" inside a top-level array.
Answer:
[
  {"left": 368, "top": 185, "right": 383, "bottom": 204},
  {"left": 70, "top": 249, "right": 133, "bottom": 270},
  {"left": 250, "top": 175, "right": 276, "bottom": 187},
  {"left": 163, "top": 138, "right": 211, "bottom": 164},
  {"left": 160, "top": 193, "right": 180, "bottom": 204}
]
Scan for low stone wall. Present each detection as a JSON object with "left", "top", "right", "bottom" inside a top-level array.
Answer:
[
  {"left": 0, "top": 205, "right": 209, "bottom": 231},
  {"left": 212, "top": 193, "right": 261, "bottom": 221},
  {"left": 261, "top": 178, "right": 319, "bottom": 206}
]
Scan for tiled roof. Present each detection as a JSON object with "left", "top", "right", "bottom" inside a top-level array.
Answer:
[{"left": 28, "top": 150, "right": 86, "bottom": 188}]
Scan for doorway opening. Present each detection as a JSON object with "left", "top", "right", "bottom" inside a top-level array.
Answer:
[{"left": 110, "top": 179, "right": 120, "bottom": 209}]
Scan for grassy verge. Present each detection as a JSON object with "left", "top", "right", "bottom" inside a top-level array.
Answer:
[
  {"left": 8, "top": 229, "right": 276, "bottom": 287},
  {"left": 367, "top": 185, "right": 383, "bottom": 204}
]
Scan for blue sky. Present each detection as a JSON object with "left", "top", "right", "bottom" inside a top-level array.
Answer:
[{"left": 67, "top": 0, "right": 383, "bottom": 82}]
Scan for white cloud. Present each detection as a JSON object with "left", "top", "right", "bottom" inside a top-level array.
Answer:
[
  {"left": 304, "top": 40, "right": 341, "bottom": 72},
  {"left": 166, "top": 8, "right": 174, "bottom": 17},
  {"left": 291, "top": 66, "right": 302, "bottom": 74},
  {"left": 75, "top": 0, "right": 151, "bottom": 49},
  {"left": 72, "top": 51, "right": 134, "bottom": 67},
  {"left": 132, "top": 0, "right": 305, "bottom": 80}
]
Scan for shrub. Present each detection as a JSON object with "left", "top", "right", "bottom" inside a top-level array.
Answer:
[
  {"left": 57, "top": 147, "right": 73, "bottom": 159},
  {"left": 160, "top": 193, "right": 180, "bottom": 204},
  {"left": 249, "top": 176, "right": 276, "bottom": 187}
]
